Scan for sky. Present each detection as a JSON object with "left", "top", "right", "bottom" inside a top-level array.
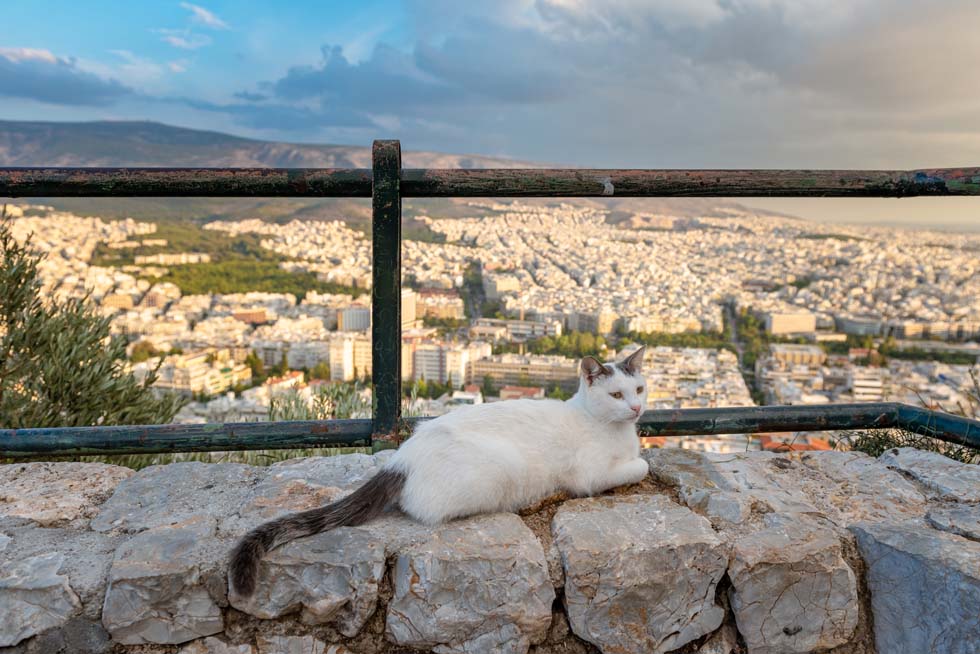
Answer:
[{"left": 2, "top": 0, "right": 979, "bottom": 228}]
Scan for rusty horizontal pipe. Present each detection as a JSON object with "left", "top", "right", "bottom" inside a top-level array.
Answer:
[
  {"left": 3, "top": 403, "right": 978, "bottom": 458},
  {"left": 402, "top": 167, "right": 980, "bottom": 197},
  {"left": 636, "top": 402, "right": 901, "bottom": 437},
  {"left": 0, "top": 167, "right": 373, "bottom": 197},
  {"left": 2, "top": 167, "right": 979, "bottom": 198}
]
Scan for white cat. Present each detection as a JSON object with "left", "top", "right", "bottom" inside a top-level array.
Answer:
[{"left": 230, "top": 346, "right": 649, "bottom": 596}]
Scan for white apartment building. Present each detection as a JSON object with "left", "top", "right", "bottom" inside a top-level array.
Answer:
[
  {"left": 286, "top": 341, "right": 331, "bottom": 369},
  {"left": 413, "top": 342, "right": 492, "bottom": 385},
  {"left": 339, "top": 306, "right": 371, "bottom": 331},
  {"left": 484, "top": 274, "right": 521, "bottom": 300},
  {"left": 472, "top": 318, "right": 562, "bottom": 342},
  {"left": 402, "top": 288, "right": 418, "bottom": 327},
  {"left": 848, "top": 368, "right": 886, "bottom": 402},
  {"left": 152, "top": 350, "right": 252, "bottom": 397},
  {"left": 470, "top": 353, "right": 580, "bottom": 392},
  {"left": 329, "top": 335, "right": 372, "bottom": 381}
]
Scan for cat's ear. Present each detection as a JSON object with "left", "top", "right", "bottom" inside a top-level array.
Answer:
[
  {"left": 618, "top": 346, "right": 646, "bottom": 376},
  {"left": 581, "top": 356, "right": 612, "bottom": 385}
]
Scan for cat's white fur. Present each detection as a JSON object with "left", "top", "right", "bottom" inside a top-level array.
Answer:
[{"left": 387, "top": 346, "right": 649, "bottom": 524}]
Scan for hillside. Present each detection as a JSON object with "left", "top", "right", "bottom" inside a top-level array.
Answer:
[
  {"left": 0, "top": 120, "right": 535, "bottom": 169},
  {"left": 0, "top": 120, "right": 794, "bottom": 226}
]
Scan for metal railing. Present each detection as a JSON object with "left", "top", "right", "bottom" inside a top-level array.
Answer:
[{"left": 1, "top": 141, "right": 978, "bottom": 457}]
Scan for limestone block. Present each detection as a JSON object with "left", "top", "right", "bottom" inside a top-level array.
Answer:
[
  {"left": 229, "top": 526, "right": 386, "bottom": 637},
  {"left": 0, "top": 617, "right": 110, "bottom": 654},
  {"left": 879, "top": 447, "right": 980, "bottom": 502},
  {"left": 386, "top": 513, "right": 554, "bottom": 654},
  {"left": 179, "top": 636, "right": 257, "bottom": 653},
  {"left": 683, "top": 490, "right": 752, "bottom": 526},
  {"left": 0, "top": 524, "right": 117, "bottom": 620},
  {"left": 255, "top": 634, "right": 349, "bottom": 654},
  {"left": 644, "top": 448, "right": 820, "bottom": 516},
  {"left": 553, "top": 494, "right": 728, "bottom": 654},
  {"left": 697, "top": 623, "right": 739, "bottom": 654},
  {"left": 798, "top": 450, "right": 926, "bottom": 523},
  {"left": 0, "top": 462, "right": 133, "bottom": 528},
  {"left": 644, "top": 448, "right": 928, "bottom": 528},
  {"left": 101, "top": 516, "right": 228, "bottom": 645},
  {"left": 219, "top": 452, "right": 407, "bottom": 539},
  {"left": 267, "top": 453, "right": 389, "bottom": 490},
  {"left": 851, "top": 521, "right": 980, "bottom": 653},
  {"left": 927, "top": 504, "right": 980, "bottom": 541},
  {"left": 729, "top": 514, "right": 859, "bottom": 654},
  {"left": 0, "top": 552, "right": 81, "bottom": 647},
  {"left": 92, "top": 461, "right": 262, "bottom": 534},
  {"left": 218, "top": 477, "right": 344, "bottom": 540}
]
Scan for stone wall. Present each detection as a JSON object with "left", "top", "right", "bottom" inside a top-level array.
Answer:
[{"left": 1, "top": 446, "right": 978, "bottom": 654}]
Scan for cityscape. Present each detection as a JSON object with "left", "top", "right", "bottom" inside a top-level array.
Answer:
[
  {"left": 2, "top": 4, "right": 980, "bottom": 651},
  {"left": 8, "top": 198, "right": 979, "bottom": 453}
]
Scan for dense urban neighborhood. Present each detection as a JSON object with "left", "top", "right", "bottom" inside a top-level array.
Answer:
[{"left": 9, "top": 199, "right": 979, "bottom": 452}]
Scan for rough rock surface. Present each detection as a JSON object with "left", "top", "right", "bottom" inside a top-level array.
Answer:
[
  {"left": 92, "top": 461, "right": 262, "bottom": 534},
  {"left": 926, "top": 504, "right": 980, "bottom": 541},
  {"left": 0, "top": 524, "right": 117, "bottom": 620},
  {"left": 0, "top": 552, "right": 82, "bottom": 647},
  {"left": 179, "top": 636, "right": 257, "bottom": 653},
  {"left": 729, "top": 514, "right": 859, "bottom": 654},
  {"left": 697, "top": 623, "right": 739, "bottom": 654},
  {"left": 4, "top": 448, "right": 979, "bottom": 653},
  {"left": 254, "top": 634, "right": 345, "bottom": 654},
  {"left": 794, "top": 450, "right": 928, "bottom": 523},
  {"left": 386, "top": 513, "right": 554, "bottom": 654},
  {"left": 101, "top": 516, "right": 229, "bottom": 645},
  {"left": 0, "top": 462, "right": 132, "bottom": 528},
  {"left": 879, "top": 447, "right": 980, "bottom": 502},
  {"left": 553, "top": 494, "right": 728, "bottom": 654},
  {"left": 0, "top": 617, "right": 111, "bottom": 654},
  {"left": 230, "top": 526, "right": 386, "bottom": 637},
  {"left": 644, "top": 448, "right": 926, "bottom": 529},
  {"left": 851, "top": 521, "right": 980, "bottom": 653}
]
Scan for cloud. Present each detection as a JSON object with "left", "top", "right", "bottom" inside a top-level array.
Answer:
[
  {"left": 8, "top": 0, "right": 978, "bottom": 168},
  {"left": 233, "top": 90, "right": 267, "bottom": 102},
  {"left": 180, "top": 2, "right": 229, "bottom": 30},
  {"left": 110, "top": 50, "right": 167, "bottom": 80},
  {"left": 214, "top": 0, "right": 978, "bottom": 167},
  {"left": 158, "top": 29, "right": 212, "bottom": 50},
  {"left": 0, "top": 47, "right": 58, "bottom": 64},
  {"left": 179, "top": 96, "right": 375, "bottom": 131},
  {"left": 0, "top": 47, "right": 131, "bottom": 106}
]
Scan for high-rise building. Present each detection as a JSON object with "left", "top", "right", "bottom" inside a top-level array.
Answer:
[
  {"left": 329, "top": 338, "right": 354, "bottom": 381},
  {"left": 401, "top": 288, "right": 418, "bottom": 328}
]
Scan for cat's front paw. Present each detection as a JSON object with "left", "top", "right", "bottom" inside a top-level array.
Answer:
[{"left": 625, "top": 457, "right": 650, "bottom": 484}]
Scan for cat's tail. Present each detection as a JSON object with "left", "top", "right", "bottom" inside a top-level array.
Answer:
[{"left": 229, "top": 467, "right": 406, "bottom": 597}]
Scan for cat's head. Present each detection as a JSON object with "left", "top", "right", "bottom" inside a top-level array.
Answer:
[{"left": 578, "top": 346, "right": 647, "bottom": 424}]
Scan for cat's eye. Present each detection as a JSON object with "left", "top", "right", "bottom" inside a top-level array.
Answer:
[
  {"left": 637, "top": 387, "right": 644, "bottom": 394},
  {"left": 609, "top": 391, "right": 623, "bottom": 399}
]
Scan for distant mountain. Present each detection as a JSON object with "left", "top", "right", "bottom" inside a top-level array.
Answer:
[
  {"left": 0, "top": 120, "right": 535, "bottom": 169},
  {"left": 0, "top": 119, "right": 800, "bottom": 227}
]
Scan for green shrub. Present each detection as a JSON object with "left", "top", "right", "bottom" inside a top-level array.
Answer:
[{"left": 0, "top": 207, "right": 183, "bottom": 429}]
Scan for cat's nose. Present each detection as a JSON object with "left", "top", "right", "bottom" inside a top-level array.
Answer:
[{"left": 631, "top": 405, "right": 642, "bottom": 416}]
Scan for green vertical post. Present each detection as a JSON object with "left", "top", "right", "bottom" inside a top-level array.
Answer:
[{"left": 371, "top": 140, "right": 402, "bottom": 446}]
